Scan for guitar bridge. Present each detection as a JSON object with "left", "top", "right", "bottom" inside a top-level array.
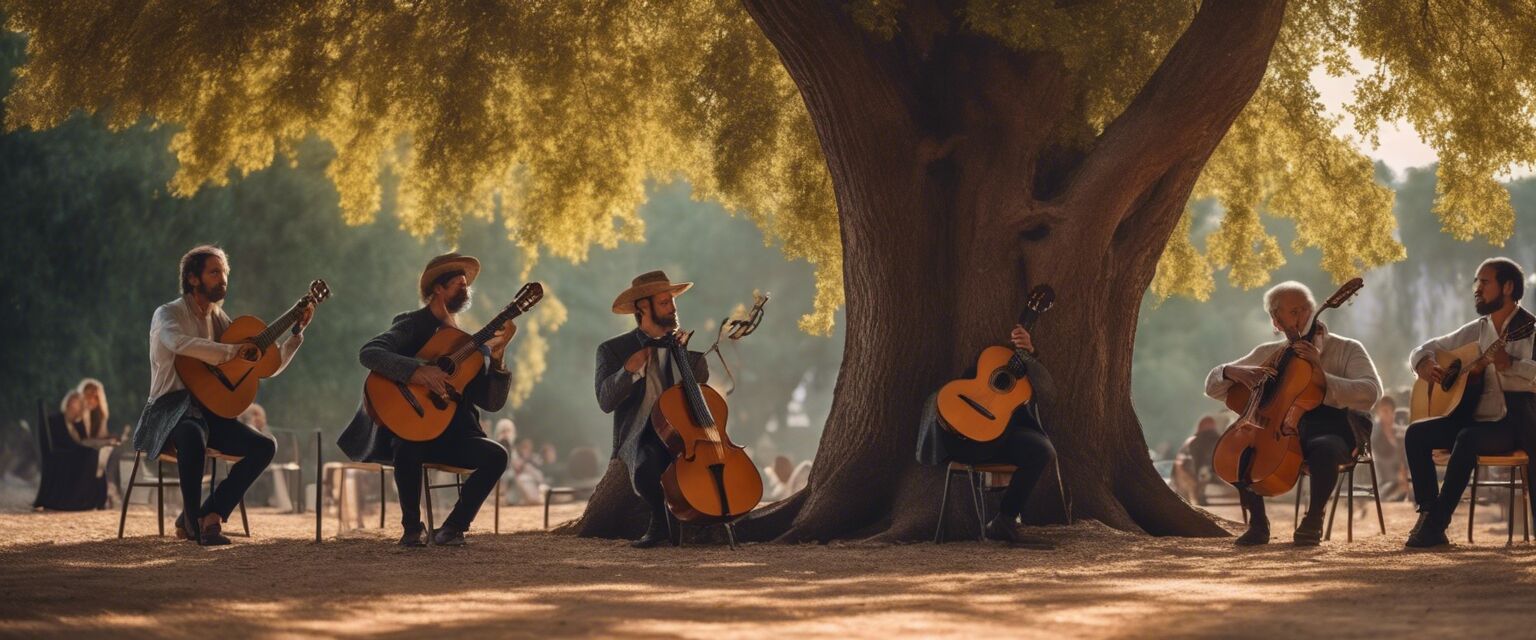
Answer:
[{"left": 958, "top": 395, "right": 997, "bottom": 421}]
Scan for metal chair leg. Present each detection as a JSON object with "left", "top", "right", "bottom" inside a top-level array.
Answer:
[
  {"left": 1294, "top": 476, "right": 1303, "bottom": 530},
  {"left": 313, "top": 430, "right": 322, "bottom": 543},
  {"left": 1523, "top": 466, "right": 1531, "bottom": 542},
  {"left": 966, "top": 467, "right": 984, "bottom": 542},
  {"left": 156, "top": 460, "right": 166, "bottom": 537},
  {"left": 1325, "top": 473, "right": 1343, "bottom": 540},
  {"left": 494, "top": 478, "right": 500, "bottom": 534},
  {"left": 934, "top": 468, "right": 954, "bottom": 544},
  {"left": 238, "top": 499, "right": 250, "bottom": 537},
  {"left": 724, "top": 522, "right": 739, "bottom": 550},
  {"left": 423, "top": 467, "right": 435, "bottom": 542},
  {"left": 1469, "top": 465, "right": 1480, "bottom": 543},
  {"left": 118, "top": 452, "right": 142, "bottom": 539},
  {"left": 337, "top": 467, "right": 347, "bottom": 534},
  {"left": 1507, "top": 464, "right": 1517, "bottom": 546},
  {"left": 1367, "top": 457, "right": 1386, "bottom": 535},
  {"left": 1347, "top": 466, "right": 1355, "bottom": 542},
  {"left": 380, "top": 468, "right": 387, "bottom": 529}
]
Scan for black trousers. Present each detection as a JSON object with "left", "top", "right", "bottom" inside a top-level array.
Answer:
[
  {"left": 1237, "top": 405, "right": 1354, "bottom": 524},
  {"left": 393, "top": 436, "right": 508, "bottom": 532},
  {"left": 166, "top": 414, "right": 276, "bottom": 521},
  {"left": 632, "top": 428, "right": 674, "bottom": 522},
  {"left": 1405, "top": 395, "right": 1521, "bottom": 522},
  {"left": 941, "top": 412, "right": 1056, "bottom": 521}
]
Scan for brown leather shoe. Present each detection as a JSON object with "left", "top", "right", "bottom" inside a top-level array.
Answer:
[
  {"left": 197, "top": 516, "right": 231, "bottom": 546},
  {"left": 174, "top": 513, "right": 198, "bottom": 542}
]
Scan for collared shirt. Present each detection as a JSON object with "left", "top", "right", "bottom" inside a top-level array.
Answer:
[
  {"left": 1409, "top": 311, "right": 1536, "bottom": 422},
  {"left": 1205, "top": 332, "right": 1382, "bottom": 413},
  {"left": 626, "top": 332, "right": 673, "bottom": 439},
  {"left": 145, "top": 295, "right": 303, "bottom": 403}
]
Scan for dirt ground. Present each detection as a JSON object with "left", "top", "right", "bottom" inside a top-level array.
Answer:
[{"left": 1, "top": 496, "right": 1534, "bottom": 639}]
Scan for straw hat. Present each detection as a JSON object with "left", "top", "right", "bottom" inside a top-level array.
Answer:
[
  {"left": 611, "top": 270, "right": 692, "bottom": 314},
  {"left": 418, "top": 252, "right": 481, "bottom": 301}
]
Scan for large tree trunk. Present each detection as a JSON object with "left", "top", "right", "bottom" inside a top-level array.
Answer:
[{"left": 570, "top": 0, "right": 1288, "bottom": 541}]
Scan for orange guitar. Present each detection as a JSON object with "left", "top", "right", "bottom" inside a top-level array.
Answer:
[
  {"left": 936, "top": 285, "right": 1055, "bottom": 442},
  {"left": 175, "top": 280, "right": 331, "bottom": 418},
  {"left": 365, "top": 282, "right": 543, "bottom": 442}
]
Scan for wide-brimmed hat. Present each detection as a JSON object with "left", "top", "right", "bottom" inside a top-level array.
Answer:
[
  {"left": 612, "top": 270, "right": 692, "bottom": 314},
  {"left": 419, "top": 252, "right": 481, "bottom": 301}
]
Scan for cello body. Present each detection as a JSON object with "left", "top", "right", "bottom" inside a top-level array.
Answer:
[
  {"left": 1211, "top": 356, "right": 1321, "bottom": 497},
  {"left": 650, "top": 363, "right": 763, "bottom": 522}
]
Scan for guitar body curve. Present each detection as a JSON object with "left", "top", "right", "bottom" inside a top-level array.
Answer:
[
  {"left": 174, "top": 315, "right": 270, "bottom": 419},
  {"left": 364, "top": 326, "right": 485, "bottom": 442},
  {"left": 936, "top": 346, "right": 1034, "bottom": 442},
  {"left": 1409, "top": 344, "right": 1482, "bottom": 424}
]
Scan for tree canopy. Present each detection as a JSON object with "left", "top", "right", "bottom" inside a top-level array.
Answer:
[{"left": 8, "top": 1, "right": 1532, "bottom": 327}]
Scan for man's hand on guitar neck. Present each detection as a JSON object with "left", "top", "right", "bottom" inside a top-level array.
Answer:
[{"left": 1010, "top": 324, "right": 1035, "bottom": 354}]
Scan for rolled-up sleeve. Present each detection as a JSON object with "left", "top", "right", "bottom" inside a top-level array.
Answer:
[{"left": 154, "top": 306, "right": 239, "bottom": 365}]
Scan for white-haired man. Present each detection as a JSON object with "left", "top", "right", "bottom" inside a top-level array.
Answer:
[{"left": 1204, "top": 281, "right": 1382, "bottom": 546}]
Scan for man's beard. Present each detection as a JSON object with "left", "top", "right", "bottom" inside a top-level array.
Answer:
[
  {"left": 447, "top": 288, "right": 471, "bottom": 313},
  {"left": 1476, "top": 293, "right": 1503, "bottom": 316},
  {"left": 198, "top": 282, "right": 227, "bottom": 303},
  {"left": 656, "top": 311, "right": 679, "bottom": 329}
]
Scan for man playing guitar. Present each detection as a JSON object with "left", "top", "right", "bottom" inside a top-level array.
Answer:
[
  {"left": 132, "top": 245, "right": 314, "bottom": 546},
  {"left": 338, "top": 253, "right": 515, "bottom": 547},
  {"left": 917, "top": 323, "right": 1059, "bottom": 549},
  {"left": 1404, "top": 258, "right": 1536, "bottom": 548},
  {"left": 595, "top": 271, "right": 710, "bottom": 548},
  {"left": 1205, "top": 281, "right": 1381, "bottom": 546}
]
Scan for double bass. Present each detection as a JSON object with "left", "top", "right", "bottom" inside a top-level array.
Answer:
[
  {"left": 650, "top": 331, "right": 763, "bottom": 522},
  {"left": 1212, "top": 278, "right": 1363, "bottom": 497}
]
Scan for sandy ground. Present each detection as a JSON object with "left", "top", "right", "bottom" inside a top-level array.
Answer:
[{"left": 1, "top": 495, "right": 1534, "bottom": 639}]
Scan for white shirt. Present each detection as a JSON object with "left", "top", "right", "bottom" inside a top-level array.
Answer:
[
  {"left": 1205, "top": 332, "right": 1382, "bottom": 413},
  {"left": 1408, "top": 312, "right": 1536, "bottom": 422},
  {"left": 146, "top": 295, "right": 303, "bottom": 403}
]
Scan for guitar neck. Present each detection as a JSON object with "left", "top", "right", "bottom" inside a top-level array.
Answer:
[{"left": 253, "top": 300, "right": 307, "bottom": 349}]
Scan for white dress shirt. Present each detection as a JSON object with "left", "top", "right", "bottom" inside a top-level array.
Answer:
[{"left": 1408, "top": 312, "right": 1536, "bottom": 422}]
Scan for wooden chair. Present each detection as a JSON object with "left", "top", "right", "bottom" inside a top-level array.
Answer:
[
  {"left": 1432, "top": 449, "right": 1530, "bottom": 545},
  {"left": 1292, "top": 443, "right": 1387, "bottom": 541},
  {"left": 422, "top": 463, "right": 499, "bottom": 540},
  {"left": 117, "top": 448, "right": 249, "bottom": 538},
  {"left": 322, "top": 461, "right": 394, "bottom": 534},
  {"left": 264, "top": 428, "right": 306, "bottom": 514}
]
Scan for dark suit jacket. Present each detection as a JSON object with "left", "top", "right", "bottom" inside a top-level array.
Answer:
[
  {"left": 338, "top": 307, "right": 512, "bottom": 463},
  {"left": 595, "top": 329, "right": 709, "bottom": 472},
  {"left": 915, "top": 350, "right": 1056, "bottom": 466}
]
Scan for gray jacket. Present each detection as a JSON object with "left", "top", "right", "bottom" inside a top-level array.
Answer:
[{"left": 595, "top": 329, "right": 709, "bottom": 473}]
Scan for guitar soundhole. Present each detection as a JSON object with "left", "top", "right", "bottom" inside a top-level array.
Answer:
[
  {"left": 989, "top": 370, "right": 1014, "bottom": 392},
  {"left": 1441, "top": 362, "right": 1462, "bottom": 392},
  {"left": 435, "top": 357, "right": 457, "bottom": 375}
]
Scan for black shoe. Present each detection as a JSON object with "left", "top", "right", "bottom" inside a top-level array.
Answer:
[
  {"left": 398, "top": 525, "right": 426, "bottom": 548},
  {"left": 431, "top": 525, "right": 466, "bottom": 547},
  {"left": 983, "top": 517, "right": 1057, "bottom": 550},
  {"left": 1293, "top": 513, "right": 1324, "bottom": 546},
  {"left": 1405, "top": 515, "right": 1450, "bottom": 549},
  {"left": 631, "top": 518, "right": 670, "bottom": 549},
  {"left": 1409, "top": 511, "right": 1431, "bottom": 539},
  {"left": 197, "top": 519, "right": 231, "bottom": 546},
  {"left": 1235, "top": 522, "right": 1270, "bottom": 546}
]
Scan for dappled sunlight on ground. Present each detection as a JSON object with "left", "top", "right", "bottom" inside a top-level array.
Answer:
[{"left": 1, "top": 499, "right": 1534, "bottom": 638}]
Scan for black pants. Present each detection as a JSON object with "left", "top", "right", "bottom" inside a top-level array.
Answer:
[
  {"left": 632, "top": 428, "right": 674, "bottom": 523},
  {"left": 1405, "top": 398, "right": 1520, "bottom": 522},
  {"left": 393, "top": 436, "right": 508, "bottom": 532},
  {"left": 166, "top": 414, "right": 276, "bottom": 521},
  {"left": 1237, "top": 405, "right": 1354, "bottom": 525},
  {"left": 941, "top": 413, "right": 1056, "bottom": 521}
]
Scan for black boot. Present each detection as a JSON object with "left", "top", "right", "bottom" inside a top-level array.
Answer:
[
  {"left": 1235, "top": 520, "right": 1270, "bottom": 546},
  {"left": 1405, "top": 511, "right": 1450, "bottom": 548},
  {"left": 983, "top": 516, "right": 1056, "bottom": 550},
  {"left": 196, "top": 515, "right": 231, "bottom": 547},
  {"left": 1408, "top": 510, "right": 1431, "bottom": 539},
  {"left": 173, "top": 512, "right": 198, "bottom": 542},
  {"left": 631, "top": 515, "right": 670, "bottom": 549},
  {"left": 1293, "top": 512, "right": 1324, "bottom": 546},
  {"left": 398, "top": 523, "right": 426, "bottom": 548},
  {"left": 431, "top": 524, "right": 466, "bottom": 547}
]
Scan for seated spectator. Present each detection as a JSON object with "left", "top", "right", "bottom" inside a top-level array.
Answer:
[
  {"left": 33, "top": 386, "right": 116, "bottom": 511},
  {"left": 538, "top": 442, "right": 564, "bottom": 486},
  {"left": 1173, "top": 415, "right": 1223, "bottom": 505},
  {"left": 508, "top": 437, "right": 547, "bottom": 505},
  {"left": 762, "top": 455, "right": 796, "bottom": 502}
]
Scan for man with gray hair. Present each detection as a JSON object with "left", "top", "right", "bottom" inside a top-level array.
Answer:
[{"left": 1205, "top": 280, "right": 1382, "bottom": 546}]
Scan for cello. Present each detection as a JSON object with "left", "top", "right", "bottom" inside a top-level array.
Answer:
[
  {"left": 650, "top": 331, "right": 763, "bottom": 523},
  {"left": 1212, "top": 278, "right": 1363, "bottom": 497}
]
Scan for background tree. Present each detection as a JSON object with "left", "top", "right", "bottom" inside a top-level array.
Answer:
[{"left": 6, "top": 0, "right": 1535, "bottom": 540}]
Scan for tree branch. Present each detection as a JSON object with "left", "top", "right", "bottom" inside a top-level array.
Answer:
[{"left": 1065, "top": 0, "right": 1288, "bottom": 229}]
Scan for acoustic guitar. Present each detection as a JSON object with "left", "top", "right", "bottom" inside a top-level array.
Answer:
[
  {"left": 365, "top": 282, "right": 543, "bottom": 442},
  {"left": 175, "top": 279, "right": 331, "bottom": 418},
  {"left": 1212, "top": 278, "right": 1362, "bottom": 497},
  {"left": 652, "top": 331, "right": 763, "bottom": 522},
  {"left": 1409, "top": 317, "right": 1535, "bottom": 424},
  {"left": 935, "top": 285, "right": 1056, "bottom": 442}
]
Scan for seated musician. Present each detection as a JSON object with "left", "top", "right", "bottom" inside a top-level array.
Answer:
[
  {"left": 917, "top": 324, "right": 1059, "bottom": 549},
  {"left": 594, "top": 271, "right": 710, "bottom": 549},
  {"left": 1204, "top": 281, "right": 1381, "bottom": 546},
  {"left": 132, "top": 245, "right": 312, "bottom": 545},
  {"left": 1404, "top": 258, "right": 1536, "bottom": 548},
  {"left": 337, "top": 253, "right": 514, "bottom": 547}
]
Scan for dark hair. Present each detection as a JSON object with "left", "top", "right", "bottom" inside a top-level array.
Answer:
[
  {"left": 633, "top": 295, "right": 653, "bottom": 326},
  {"left": 422, "top": 269, "right": 466, "bottom": 302},
  {"left": 179, "top": 245, "right": 227, "bottom": 294},
  {"left": 1479, "top": 257, "right": 1525, "bottom": 302}
]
